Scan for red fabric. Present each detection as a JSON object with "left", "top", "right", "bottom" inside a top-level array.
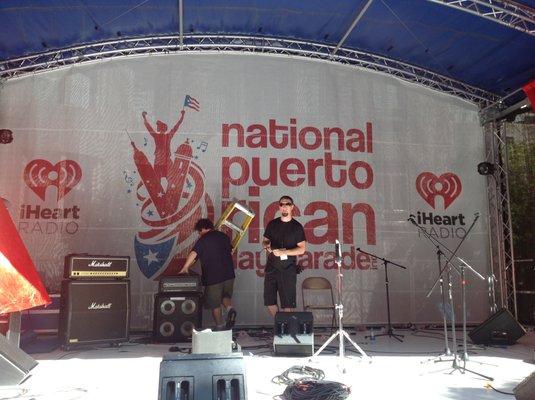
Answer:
[
  {"left": 524, "top": 80, "right": 535, "bottom": 110},
  {"left": 0, "top": 200, "right": 50, "bottom": 314}
]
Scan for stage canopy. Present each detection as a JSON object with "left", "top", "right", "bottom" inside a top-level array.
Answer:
[{"left": 1, "top": 0, "right": 534, "bottom": 107}]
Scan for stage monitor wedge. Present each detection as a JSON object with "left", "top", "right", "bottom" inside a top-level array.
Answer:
[
  {"left": 158, "top": 353, "right": 246, "bottom": 400},
  {"left": 514, "top": 371, "right": 535, "bottom": 400},
  {"left": 273, "top": 311, "right": 314, "bottom": 356},
  {"left": 0, "top": 333, "right": 38, "bottom": 386},
  {"left": 468, "top": 308, "right": 525, "bottom": 346}
]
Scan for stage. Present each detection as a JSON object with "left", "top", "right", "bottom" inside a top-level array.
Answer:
[{"left": 3, "top": 327, "right": 535, "bottom": 400}]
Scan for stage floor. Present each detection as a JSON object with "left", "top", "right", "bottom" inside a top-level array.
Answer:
[{"left": 3, "top": 327, "right": 535, "bottom": 400}]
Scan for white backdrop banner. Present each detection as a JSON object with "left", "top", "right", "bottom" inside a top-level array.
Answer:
[{"left": 0, "top": 54, "right": 490, "bottom": 330}]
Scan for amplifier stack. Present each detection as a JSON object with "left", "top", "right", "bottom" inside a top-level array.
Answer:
[
  {"left": 153, "top": 275, "right": 203, "bottom": 343},
  {"left": 59, "top": 254, "right": 130, "bottom": 349}
]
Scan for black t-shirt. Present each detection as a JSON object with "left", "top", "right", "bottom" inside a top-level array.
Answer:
[
  {"left": 264, "top": 217, "right": 306, "bottom": 271},
  {"left": 193, "top": 230, "right": 235, "bottom": 286}
]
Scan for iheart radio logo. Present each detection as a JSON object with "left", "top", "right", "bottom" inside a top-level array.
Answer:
[
  {"left": 24, "top": 159, "right": 82, "bottom": 201},
  {"left": 416, "top": 172, "right": 461, "bottom": 210}
]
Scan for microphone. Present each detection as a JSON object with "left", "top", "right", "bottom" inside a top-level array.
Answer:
[{"left": 335, "top": 239, "right": 342, "bottom": 263}]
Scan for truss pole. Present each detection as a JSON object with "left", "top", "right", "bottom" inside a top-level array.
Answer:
[
  {"left": 499, "top": 122, "right": 518, "bottom": 316},
  {"left": 332, "top": 0, "right": 374, "bottom": 55},
  {"left": 0, "top": 35, "right": 499, "bottom": 107},
  {"left": 428, "top": 0, "right": 535, "bottom": 36},
  {"left": 179, "top": 0, "right": 184, "bottom": 50},
  {"left": 483, "top": 120, "right": 517, "bottom": 316}
]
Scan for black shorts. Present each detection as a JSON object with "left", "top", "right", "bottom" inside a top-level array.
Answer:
[{"left": 263, "top": 266, "right": 297, "bottom": 308}]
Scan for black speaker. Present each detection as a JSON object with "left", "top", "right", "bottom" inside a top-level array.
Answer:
[
  {"left": 514, "top": 371, "right": 535, "bottom": 400},
  {"left": 153, "top": 293, "right": 202, "bottom": 343},
  {"left": 516, "top": 264, "right": 535, "bottom": 291},
  {"left": 469, "top": 308, "right": 526, "bottom": 345},
  {"left": 158, "top": 353, "right": 246, "bottom": 400},
  {"left": 0, "top": 333, "right": 38, "bottom": 385},
  {"left": 59, "top": 280, "right": 130, "bottom": 348},
  {"left": 517, "top": 292, "right": 535, "bottom": 325},
  {"left": 273, "top": 312, "right": 314, "bottom": 356},
  {"left": 274, "top": 311, "right": 313, "bottom": 336}
]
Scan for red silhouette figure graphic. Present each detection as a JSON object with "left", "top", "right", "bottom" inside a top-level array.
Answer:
[
  {"left": 131, "top": 96, "right": 209, "bottom": 279},
  {"left": 142, "top": 110, "right": 185, "bottom": 181}
]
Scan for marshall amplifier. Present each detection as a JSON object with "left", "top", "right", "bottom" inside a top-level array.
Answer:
[
  {"left": 159, "top": 275, "right": 202, "bottom": 293},
  {"left": 65, "top": 254, "right": 129, "bottom": 279},
  {"left": 59, "top": 280, "right": 130, "bottom": 349}
]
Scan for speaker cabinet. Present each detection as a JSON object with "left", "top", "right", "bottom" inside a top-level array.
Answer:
[
  {"left": 158, "top": 353, "right": 246, "bottom": 400},
  {"left": 0, "top": 333, "right": 38, "bottom": 386},
  {"left": 469, "top": 308, "right": 526, "bottom": 345},
  {"left": 59, "top": 280, "right": 130, "bottom": 348},
  {"left": 153, "top": 293, "right": 202, "bottom": 343}
]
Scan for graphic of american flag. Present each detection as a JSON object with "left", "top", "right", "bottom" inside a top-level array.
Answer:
[{"left": 184, "top": 95, "right": 200, "bottom": 112}]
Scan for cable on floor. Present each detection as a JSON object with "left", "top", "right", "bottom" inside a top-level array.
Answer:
[
  {"left": 277, "top": 380, "right": 351, "bottom": 400},
  {"left": 272, "top": 366, "right": 350, "bottom": 400},
  {"left": 485, "top": 383, "right": 514, "bottom": 395},
  {"left": 272, "top": 365, "right": 325, "bottom": 385}
]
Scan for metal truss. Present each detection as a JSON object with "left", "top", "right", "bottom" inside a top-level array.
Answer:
[
  {"left": 484, "top": 120, "right": 517, "bottom": 316},
  {"left": 0, "top": 35, "right": 498, "bottom": 106},
  {"left": 429, "top": 0, "right": 535, "bottom": 36}
]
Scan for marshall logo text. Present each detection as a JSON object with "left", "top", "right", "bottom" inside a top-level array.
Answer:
[
  {"left": 88, "top": 302, "right": 112, "bottom": 310},
  {"left": 89, "top": 261, "right": 113, "bottom": 268}
]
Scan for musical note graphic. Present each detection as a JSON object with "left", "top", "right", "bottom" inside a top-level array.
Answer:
[
  {"left": 196, "top": 141, "right": 208, "bottom": 152},
  {"left": 123, "top": 170, "right": 136, "bottom": 194}
]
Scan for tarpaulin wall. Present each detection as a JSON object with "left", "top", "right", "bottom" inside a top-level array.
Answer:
[{"left": 0, "top": 54, "right": 490, "bottom": 330}]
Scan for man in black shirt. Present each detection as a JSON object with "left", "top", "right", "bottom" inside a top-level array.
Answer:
[
  {"left": 180, "top": 218, "right": 237, "bottom": 329},
  {"left": 263, "top": 195, "right": 307, "bottom": 317}
]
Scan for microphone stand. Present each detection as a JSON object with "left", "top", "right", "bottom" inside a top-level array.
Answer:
[
  {"left": 357, "top": 248, "right": 407, "bottom": 342},
  {"left": 312, "top": 240, "right": 370, "bottom": 372},
  {"left": 410, "top": 214, "right": 492, "bottom": 380},
  {"left": 409, "top": 219, "right": 451, "bottom": 360}
]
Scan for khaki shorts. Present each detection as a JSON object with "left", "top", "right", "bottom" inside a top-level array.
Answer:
[{"left": 203, "top": 278, "right": 234, "bottom": 309}]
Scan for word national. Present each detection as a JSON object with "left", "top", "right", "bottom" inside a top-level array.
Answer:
[{"left": 222, "top": 118, "right": 373, "bottom": 152}]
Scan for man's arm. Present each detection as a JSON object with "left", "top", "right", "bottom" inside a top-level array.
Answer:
[
  {"left": 142, "top": 111, "right": 157, "bottom": 137},
  {"left": 262, "top": 237, "right": 272, "bottom": 253},
  {"left": 169, "top": 110, "right": 185, "bottom": 136},
  {"left": 179, "top": 250, "right": 198, "bottom": 274},
  {"left": 272, "top": 240, "right": 306, "bottom": 257}
]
